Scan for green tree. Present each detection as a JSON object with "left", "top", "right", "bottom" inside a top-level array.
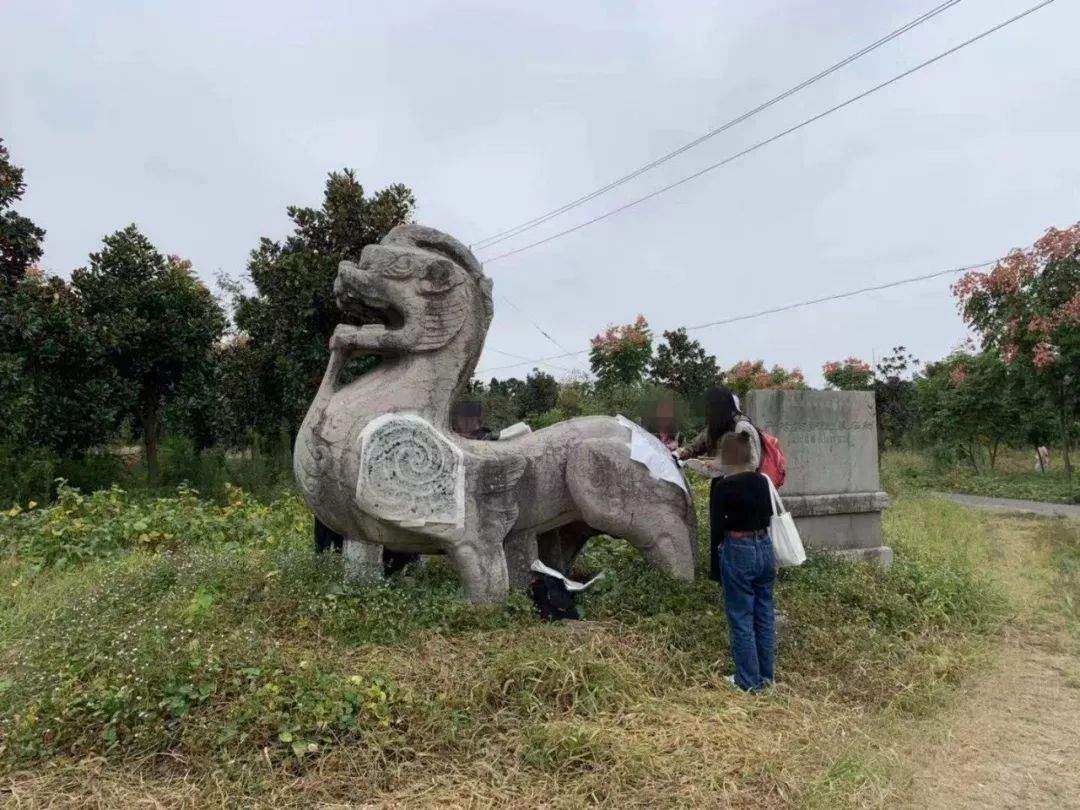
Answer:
[
  {"left": 72, "top": 227, "right": 226, "bottom": 483},
  {"left": 481, "top": 376, "right": 525, "bottom": 430},
  {"left": 872, "top": 346, "right": 921, "bottom": 449},
  {"left": 0, "top": 142, "right": 119, "bottom": 460},
  {"left": 916, "top": 350, "right": 1019, "bottom": 471},
  {"left": 204, "top": 334, "right": 266, "bottom": 449},
  {"left": 0, "top": 274, "right": 123, "bottom": 456},
  {"left": 649, "top": 327, "right": 721, "bottom": 397},
  {"left": 0, "top": 138, "right": 45, "bottom": 287},
  {"left": 822, "top": 357, "right": 873, "bottom": 391},
  {"left": 232, "top": 170, "right": 415, "bottom": 438},
  {"left": 519, "top": 368, "right": 559, "bottom": 419},
  {"left": 589, "top": 315, "right": 652, "bottom": 389},
  {"left": 953, "top": 222, "right": 1080, "bottom": 477}
]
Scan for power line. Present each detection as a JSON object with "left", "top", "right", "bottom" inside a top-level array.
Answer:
[
  {"left": 479, "top": 0, "right": 1058, "bottom": 266},
  {"left": 485, "top": 346, "right": 579, "bottom": 375},
  {"left": 470, "top": 0, "right": 965, "bottom": 252},
  {"left": 476, "top": 257, "right": 999, "bottom": 375},
  {"left": 495, "top": 293, "right": 574, "bottom": 355},
  {"left": 476, "top": 1, "right": 970, "bottom": 358}
]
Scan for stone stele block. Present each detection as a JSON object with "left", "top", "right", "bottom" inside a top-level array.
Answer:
[{"left": 746, "top": 389, "right": 891, "bottom": 567}]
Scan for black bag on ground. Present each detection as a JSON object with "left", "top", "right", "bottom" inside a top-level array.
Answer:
[{"left": 529, "top": 573, "right": 581, "bottom": 621}]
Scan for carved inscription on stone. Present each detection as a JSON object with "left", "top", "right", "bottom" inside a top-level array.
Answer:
[{"left": 356, "top": 413, "right": 464, "bottom": 527}]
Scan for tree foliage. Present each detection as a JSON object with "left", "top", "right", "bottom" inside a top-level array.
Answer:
[
  {"left": 232, "top": 171, "right": 415, "bottom": 437},
  {"left": 873, "top": 346, "right": 921, "bottom": 449},
  {"left": 649, "top": 327, "right": 721, "bottom": 397},
  {"left": 519, "top": 368, "right": 559, "bottom": 418},
  {"left": 724, "top": 360, "right": 806, "bottom": 400},
  {"left": 0, "top": 141, "right": 120, "bottom": 460},
  {"left": 0, "top": 275, "right": 123, "bottom": 456},
  {"left": 916, "top": 350, "right": 1019, "bottom": 471},
  {"left": 822, "top": 357, "right": 873, "bottom": 391},
  {"left": 72, "top": 227, "right": 226, "bottom": 482},
  {"left": 953, "top": 222, "right": 1080, "bottom": 475},
  {"left": 589, "top": 315, "right": 652, "bottom": 389},
  {"left": 0, "top": 139, "right": 45, "bottom": 287}
]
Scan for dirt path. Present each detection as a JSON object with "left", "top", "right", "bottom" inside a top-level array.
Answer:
[
  {"left": 903, "top": 514, "right": 1080, "bottom": 809},
  {"left": 940, "top": 492, "right": 1080, "bottom": 519}
]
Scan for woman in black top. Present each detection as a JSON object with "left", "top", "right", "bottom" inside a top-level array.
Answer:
[{"left": 710, "top": 431, "right": 776, "bottom": 691}]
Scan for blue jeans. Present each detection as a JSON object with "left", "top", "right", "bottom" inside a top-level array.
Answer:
[{"left": 719, "top": 534, "right": 776, "bottom": 690}]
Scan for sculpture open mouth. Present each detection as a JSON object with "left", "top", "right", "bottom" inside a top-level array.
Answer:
[{"left": 337, "top": 292, "right": 405, "bottom": 331}]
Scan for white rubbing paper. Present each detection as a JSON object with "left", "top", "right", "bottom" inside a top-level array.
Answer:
[
  {"left": 530, "top": 559, "right": 604, "bottom": 592},
  {"left": 615, "top": 414, "right": 689, "bottom": 494}
]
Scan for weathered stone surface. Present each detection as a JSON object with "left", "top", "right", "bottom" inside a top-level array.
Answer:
[
  {"left": 747, "top": 389, "right": 891, "bottom": 567},
  {"left": 295, "top": 225, "right": 696, "bottom": 603},
  {"left": 783, "top": 491, "right": 891, "bottom": 518},
  {"left": 749, "top": 390, "right": 881, "bottom": 496},
  {"left": 343, "top": 537, "right": 383, "bottom": 584},
  {"left": 792, "top": 512, "right": 884, "bottom": 551}
]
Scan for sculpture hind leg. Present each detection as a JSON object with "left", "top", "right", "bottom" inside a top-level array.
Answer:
[{"left": 566, "top": 438, "right": 695, "bottom": 580}]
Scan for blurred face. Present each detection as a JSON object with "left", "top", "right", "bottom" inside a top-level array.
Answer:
[{"left": 655, "top": 400, "right": 675, "bottom": 435}]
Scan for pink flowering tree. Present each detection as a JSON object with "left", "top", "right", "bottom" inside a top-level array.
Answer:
[
  {"left": 725, "top": 360, "right": 806, "bottom": 399},
  {"left": 952, "top": 222, "right": 1080, "bottom": 477},
  {"left": 589, "top": 315, "right": 653, "bottom": 388},
  {"left": 822, "top": 357, "right": 874, "bottom": 391}
]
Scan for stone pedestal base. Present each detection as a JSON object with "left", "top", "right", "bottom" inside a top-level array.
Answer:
[{"left": 784, "top": 491, "right": 892, "bottom": 569}]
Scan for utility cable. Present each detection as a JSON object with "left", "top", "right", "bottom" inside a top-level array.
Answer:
[
  {"left": 470, "top": 0, "right": 966, "bottom": 252},
  {"left": 479, "top": 0, "right": 1058, "bottom": 266},
  {"left": 477, "top": 257, "right": 999, "bottom": 374}
]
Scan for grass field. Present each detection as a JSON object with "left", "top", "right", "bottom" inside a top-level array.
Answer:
[
  {"left": 0, "top": 472, "right": 1032, "bottom": 808},
  {"left": 882, "top": 447, "right": 1078, "bottom": 504}
]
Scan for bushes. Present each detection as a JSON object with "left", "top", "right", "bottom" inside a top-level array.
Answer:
[
  {"left": 0, "top": 483, "right": 309, "bottom": 570},
  {"left": 0, "top": 443, "right": 58, "bottom": 507}
]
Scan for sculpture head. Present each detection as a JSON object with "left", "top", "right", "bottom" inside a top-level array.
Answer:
[{"left": 335, "top": 224, "right": 493, "bottom": 354}]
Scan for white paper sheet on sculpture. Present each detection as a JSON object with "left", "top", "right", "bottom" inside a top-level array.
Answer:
[
  {"left": 615, "top": 414, "right": 688, "bottom": 494},
  {"left": 356, "top": 413, "right": 466, "bottom": 527}
]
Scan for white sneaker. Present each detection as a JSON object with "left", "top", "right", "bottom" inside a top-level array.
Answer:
[{"left": 724, "top": 675, "right": 737, "bottom": 688}]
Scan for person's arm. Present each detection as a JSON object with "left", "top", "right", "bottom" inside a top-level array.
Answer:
[{"left": 676, "top": 428, "right": 710, "bottom": 460}]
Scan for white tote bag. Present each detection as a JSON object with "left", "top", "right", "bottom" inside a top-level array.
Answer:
[{"left": 764, "top": 474, "right": 806, "bottom": 568}]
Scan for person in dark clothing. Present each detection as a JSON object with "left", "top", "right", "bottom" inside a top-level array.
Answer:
[
  {"left": 314, "top": 517, "right": 344, "bottom": 554},
  {"left": 451, "top": 400, "right": 496, "bottom": 440},
  {"left": 710, "top": 431, "right": 776, "bottom": 691}
]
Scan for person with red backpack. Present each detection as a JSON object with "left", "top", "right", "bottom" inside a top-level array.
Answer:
[{"left": 675, "top": 386, "right": 786, "bottom": 487}]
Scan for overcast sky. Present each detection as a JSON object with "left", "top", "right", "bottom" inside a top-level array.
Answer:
[{"left": 3, "top": 0, "right": 1078, "bottom": 384}]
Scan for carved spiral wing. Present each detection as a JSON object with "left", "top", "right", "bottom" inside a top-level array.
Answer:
[{"left": 357, "top": 414, "right": 464, "bottom": 526}]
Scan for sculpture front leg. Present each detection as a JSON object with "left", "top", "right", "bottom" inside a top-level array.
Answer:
[
  {"left": 449, "top": 540, "right": 510, "bottom": 604},
  {"left": 342, "top": 536, "right": 383, "bottom": 585}
]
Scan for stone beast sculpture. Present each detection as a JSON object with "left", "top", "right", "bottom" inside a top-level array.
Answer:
[{"left": 294, "top": 224, "right": 695, "bottom": 603}]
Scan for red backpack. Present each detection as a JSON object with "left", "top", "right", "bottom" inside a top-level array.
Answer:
[{"left": 758, "top": 428, "right": 787, "bottom": 488}]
